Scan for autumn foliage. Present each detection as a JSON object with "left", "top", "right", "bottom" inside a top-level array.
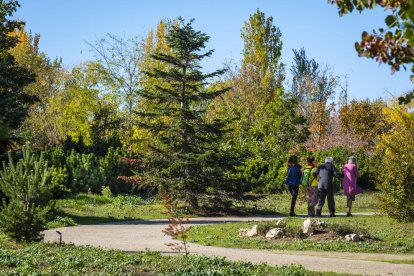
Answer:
[
  {"left": 161, "top": 192, "right": 190, "bottom": 265},
  {"left": 1, "top": 1, "right": 414, "bottom": 230}
]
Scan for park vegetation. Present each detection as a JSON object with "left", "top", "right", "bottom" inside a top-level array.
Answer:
[
  {"left": 187, "top": 215, "right": 414, "bottom": 255},
  {"left": 0, "top": 0, "right": 413, "bottom": 244},
  {"left": 0, "top": 238, "right": 315, "bottom": 275}
]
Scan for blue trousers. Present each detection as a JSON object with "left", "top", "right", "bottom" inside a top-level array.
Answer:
[{"left": 288, "top": 185, "right": 299, "bottom": 215}]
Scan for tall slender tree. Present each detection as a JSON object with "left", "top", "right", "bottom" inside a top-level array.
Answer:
[
  {"left": 209, "top": 10, "right": 307, "bottom": 193},
  {"left": 88, "top": 34, "right": 143, "bottom": 154},
  {"left": 238, "top": 9, "right": 285, "bottom": 123},
  {"left": 290, "top": 48, "right": 338, "bottom": 147},
  {"left": 138, "top": 18, "right": 239, "bottom": 210}
]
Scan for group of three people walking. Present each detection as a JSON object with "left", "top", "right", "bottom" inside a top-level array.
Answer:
[{"left": 285, "top": 155, "right": 362, "bottom": 217}]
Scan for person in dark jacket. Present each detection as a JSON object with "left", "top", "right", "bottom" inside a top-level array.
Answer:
[
  {"left": 313, "top": 157, "right": 343, "bottom": 217},
  {"left": 285, "top": 155, "right": 302, "bottom": 216}
]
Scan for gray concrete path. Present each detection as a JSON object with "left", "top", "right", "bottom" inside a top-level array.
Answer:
[{"left": 44, "top": 214, "right": 414, "bottom": 275}]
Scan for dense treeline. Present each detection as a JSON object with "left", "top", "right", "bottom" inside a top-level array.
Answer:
[{"left": 0, "top": 0, "right": 413, "bottom": 242}]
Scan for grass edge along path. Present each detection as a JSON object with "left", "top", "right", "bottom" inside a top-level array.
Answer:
[
  {"left": 186, "top": 243, "right": 414, "bottom": 275},
  {"left": 42, "top": 216, "right": 414, "bottom": 276},
  {"left": 187, "top": 215, "right": 414, "bottom": 254},
  {"left": 49, "top": 192, "right": 379, "bottom": 228}
]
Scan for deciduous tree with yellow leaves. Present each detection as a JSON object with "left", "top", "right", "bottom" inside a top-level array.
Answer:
[{"left": 376, "top": 100, "right": 414, "bottom": 222}]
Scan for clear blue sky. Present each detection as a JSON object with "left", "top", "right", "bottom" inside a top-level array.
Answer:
[{"left": 16, "top": 0, "right": 412, "bottom": 100}]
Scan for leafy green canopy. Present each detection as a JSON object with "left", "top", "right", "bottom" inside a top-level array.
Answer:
[
  {"left": 329, "top": 0, "right": 414, "bottom": 103},
  {"left": 208, "top": 10, "right": 308, "bottom": 193},
  {"left": 138, "top": 18, "right": 241, "bottom": 210},
  {"left": 0, "top": 0, "right": 35, "bottom": 154},
  {"left": 376, "top": 101, "right": 414, "bottom": 222}
]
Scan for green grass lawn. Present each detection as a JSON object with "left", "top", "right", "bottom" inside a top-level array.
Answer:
[
  {"left": 0, "top": 192, "right": 406, "bottom": 275},
  {"left": 376, "top": 259, "right": 414, "bottom": 265},
  {"left": 232, "top": 191, "right": 378, "bottom": 215},
  {"left": 0, "top": 235, "right": 334, "bottom": 275},
  {"left": 187, "top": 216, "right": 414, "bottom": 254},
  {"left": 50, "top": 192, "right": 379, "bottom": 228},
  {"left": 48, "top": 193, "right": 168, "bottom": 227}
]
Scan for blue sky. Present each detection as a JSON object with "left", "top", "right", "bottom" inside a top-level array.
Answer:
[{"left": 16, "top": 0, "right": 412, "bottom": 100}]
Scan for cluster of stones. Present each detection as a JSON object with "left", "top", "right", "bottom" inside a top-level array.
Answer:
[
  {"left": 239, "top": 218, "right": 365, "bottom": 242},
  {"left": 238, "top": 219, "right": 286, "bottom": 240},
  {"left": 302, "top": 218, "right": 365, "bottom": 242}
]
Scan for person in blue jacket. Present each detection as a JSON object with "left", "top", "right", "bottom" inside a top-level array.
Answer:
[{"left": 285, "top": 155, "right": 302, "bottom": 216}]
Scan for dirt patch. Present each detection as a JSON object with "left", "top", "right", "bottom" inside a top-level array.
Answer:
[{"left": 308, "top": 230, "right": 338, "bottom": 241}]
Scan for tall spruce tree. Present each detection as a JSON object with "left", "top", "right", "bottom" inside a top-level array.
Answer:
[{"left": 138, "top": 18, "right": 238, "bottom": 210}]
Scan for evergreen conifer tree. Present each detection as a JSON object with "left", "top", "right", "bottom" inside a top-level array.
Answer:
[
  {"left": 0, "top": 145, "right": 55, "bottom": 241},
  {"left": 138, "top": 18, "right": 240, "bottom": 210}
]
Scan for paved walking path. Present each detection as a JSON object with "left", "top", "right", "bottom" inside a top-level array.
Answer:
[{"left": 44, "top": 214, "right": 414, "bottom": 275}]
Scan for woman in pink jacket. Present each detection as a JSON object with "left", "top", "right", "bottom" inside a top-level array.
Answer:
[{"left": 342, "top": 156, "right": 363, "bottom": 216}]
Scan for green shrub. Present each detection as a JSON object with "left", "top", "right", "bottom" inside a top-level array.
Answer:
[
  {"left": 99, "top": 147, "right": 131, "bottom": 194},
  {"left": 64, "top": 193, "right": 112, "bottom": 205},
  {"left": 43, "top": 147, "right": 130, "bottom": 195},
  {"left": 47, "top": 215, "right": 77, "bottom": 228},
  {"left": 234, "top": 156, "right": 288, "bottom": 194},
  {"left": 43, "top": 146, "right": 66, "bottom": 168},
  {"left": 49, "top": 166, "right": 70, "bottom": 198},
  {"left": 66, "top": 150, "right": 106, "bottom": 194},
  {"left": 111, "top": 195, "right": 146, "bottom": 208},
  {"left": 0, "top": 201, "right": 53, "bottom": 242},
  {"left": 0, "top": 147, "right": 54, "bottom": 207},
  {"left": 101, "top": 186, "right": 112, "bottom": 198},
  {"left": 0, "top": 146, "right": 55, "bottom": 241},
  {"left": 375, "top": 103, "right": 414, "bottom": 222},
  {"left": 311, "top": 146, "right": 380, "bottom": 191}
]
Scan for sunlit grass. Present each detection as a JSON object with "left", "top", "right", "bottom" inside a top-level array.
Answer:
[
  {"left": 187, "top": 216, "right": 414, "bottom": 254},
  {"left": 49, "top": 192, "right": 379, "bottom": 228},
  {"left": 48, "top": 193, "right": 167, "bottom": 227},
  {"left": 0, "top": 241, "right": 321, "bottom": 275},
  {"left": 233, "top": 191, "right": 378, "bottom": 215}
]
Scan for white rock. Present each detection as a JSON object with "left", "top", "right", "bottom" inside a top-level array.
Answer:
[
  {"left": 302, "top": 218, "right": 314, "bottom": 235},
  {"left": 344, "top": 233, "right": 360, "bottom": 242},
  {"left": 265, "top": 228, "right": 284, "bottom": 240},
  {"left": 246, "top": 225, "right": 258, "bottom": 237}
]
